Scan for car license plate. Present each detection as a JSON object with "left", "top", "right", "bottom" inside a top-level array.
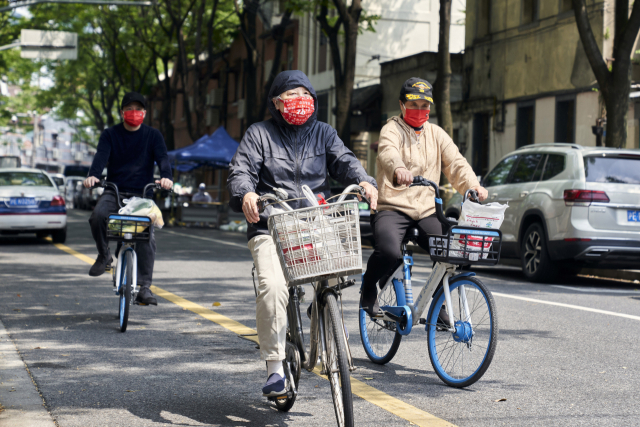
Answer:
[
  {"left": 8, "top": 197, "right": 37, "bottom": 207},
  {"left": 627, "top": 210, "right": 640, "bottom": 222}
]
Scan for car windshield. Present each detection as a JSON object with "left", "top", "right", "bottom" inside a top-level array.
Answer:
[
  {"left": 52, "top": 177, "right": 65, "bottom": 187},
  {"left": 0, "top": 172, "right": 54, "bottom": 187},
  {"left": 584, "top": 156, "right": 640, "bottom": 185}
]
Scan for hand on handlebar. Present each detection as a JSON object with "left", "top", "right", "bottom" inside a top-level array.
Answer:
[
  {"left": 393, "top": 167, "right": 413, "bottom": 187},
  {"left": 156, "top": 178, "right": 173, "bottom": 191},
  {"left": 84, "top": 176, "right": 100, "bottom": 189},
  {"left": 470, "top": 186, "right": 488, "bottom": 202},
  {"left": 358, "top": 181, "right": 378, "bottom": 210},
  {"left": 242, "top": 192, "right": 260, "bottom": 224}
]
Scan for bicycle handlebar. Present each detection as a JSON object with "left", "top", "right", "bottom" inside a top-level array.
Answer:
[
  {"left": 92, "top": 180, "right": 172, "bottom": 209},
  {"left": 257, "top": 185, "right": 371, "bottom": 214},
  {"left": 409, "top": 176, "right": 457, "bottom": 228}
]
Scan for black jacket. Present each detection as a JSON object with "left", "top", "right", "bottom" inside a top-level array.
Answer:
[{"left": 227, "top": 70, "right": 376, "bottom": 241}]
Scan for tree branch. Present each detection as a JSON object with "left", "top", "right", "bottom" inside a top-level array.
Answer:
[{"left": 572, "top": 0, "right": 610, "bottom": 87}]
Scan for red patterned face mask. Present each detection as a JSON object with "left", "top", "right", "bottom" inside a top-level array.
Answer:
[
  {"left": 278, "top": 96, "right": 315, "bottom": 125},
  {"left": 123, "top": 110, "right": 145, "bottom": 127}
]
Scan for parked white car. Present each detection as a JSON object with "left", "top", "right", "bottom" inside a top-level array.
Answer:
[
  {"left": 0, "top": 168, "right": 67, "bottom": 243},
  {"left": 444, "top": 143, "right": 640, "bottom": 282}
]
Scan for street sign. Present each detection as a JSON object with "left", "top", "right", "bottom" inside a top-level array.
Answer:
[{"left": 20, "top": 30, "right": 77, "bottom": 60}]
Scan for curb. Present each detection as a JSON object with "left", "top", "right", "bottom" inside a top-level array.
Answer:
[{"left": 0, "top": 319, "right": 56, "bottom": 427}]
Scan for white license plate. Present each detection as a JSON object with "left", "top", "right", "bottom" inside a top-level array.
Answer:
[
  {"left": 627, "top": 210, "right": 640, "bottom": 222},
  {"left": 9, "top": 197, "right": 37, "bottom": 207}
]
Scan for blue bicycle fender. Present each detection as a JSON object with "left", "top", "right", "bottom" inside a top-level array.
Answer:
[
  {"left": 381, "top": 305, "right": 413, "bottom": 335},
  {"left": 391, "top": 278, "right": 406, "bottom": 306},
  {"left": 451, "top": 271, "right": 476, "bottom": 280}
]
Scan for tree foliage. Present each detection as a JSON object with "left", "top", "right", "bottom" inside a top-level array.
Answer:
[{"left": 4, "top": 0, "right": 237, "bottom": 148}]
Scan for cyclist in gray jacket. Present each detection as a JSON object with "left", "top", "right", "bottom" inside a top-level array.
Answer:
[{"left": 227, "top": 70, "right": 377, "bottom": 397}]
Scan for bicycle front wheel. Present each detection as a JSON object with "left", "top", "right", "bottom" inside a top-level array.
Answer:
[
  {"left": 118, "top": 251, "right": 133, "bottom": 333},
  {"left": 426, "top": 275, "right": 498, "bottom": 388},
  {"left": 323, "top": 293, "right": 354, "bottom": 427},
  {"left": 359, "top": 281, "right": 402, "bottom": 364}
]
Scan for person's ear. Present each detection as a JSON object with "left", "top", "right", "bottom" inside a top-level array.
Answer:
[{"left": 398, "top": 100, "right": 405, "bottom": 115}]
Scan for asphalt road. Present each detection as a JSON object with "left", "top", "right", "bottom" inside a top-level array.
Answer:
[{"left": 1, "top": 209, "right": 639, "bottom": 427}]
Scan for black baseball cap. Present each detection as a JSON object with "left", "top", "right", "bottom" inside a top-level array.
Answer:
[
  {"left": 399, "top": 77, "right": 433, "bottom": 103},
  {"left": 121, "top": 92, "right": 147, "bottom": 110}
]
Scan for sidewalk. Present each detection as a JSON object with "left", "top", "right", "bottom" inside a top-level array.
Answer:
[{"left": 0, "top": 319, "right": 56, "bottom": 427}]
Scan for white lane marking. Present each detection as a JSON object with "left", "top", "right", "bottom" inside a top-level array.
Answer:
[
  {"left": 159, "top": 229, "right": 248, "bottom": 249},
  {"left": 492, "top": 292, "right": 640, "bottom": 321},
  {"left": 552, "top": 285, "right": 640, "bottom": 294}
]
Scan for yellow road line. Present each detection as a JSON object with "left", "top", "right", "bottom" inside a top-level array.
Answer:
[{"left": 51, "top": 241, "right": 456, "bottom": 427}]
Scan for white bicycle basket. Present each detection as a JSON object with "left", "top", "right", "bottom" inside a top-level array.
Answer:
[{"left": 268, "top": 201, "right": 362, "bottom": 287}]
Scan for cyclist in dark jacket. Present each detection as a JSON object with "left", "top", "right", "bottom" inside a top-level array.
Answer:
[{"left": 227, "top": 70, "right": 377, "bottom": 397}]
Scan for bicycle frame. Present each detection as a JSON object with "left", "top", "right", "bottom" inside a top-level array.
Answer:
[
  {"left": 378, "top": 257, "right": 471, "bottom": 333},
  {"left": 287, "top": 280, "right": 354, "bottom": 375}
]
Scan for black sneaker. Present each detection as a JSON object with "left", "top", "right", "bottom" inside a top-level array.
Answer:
[
  {"left": 360, "top": 286, "right": 381, "bottom": 317},
  {"left": 89, "top": 255, "right": 113, "bottom": 277},
  {"left": 135, "top": 287, "right": 157, "bottom": 306}
]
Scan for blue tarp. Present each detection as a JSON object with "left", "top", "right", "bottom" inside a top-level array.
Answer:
[{"left": 168, "top": 127, "right": 240, "bottom": 172}]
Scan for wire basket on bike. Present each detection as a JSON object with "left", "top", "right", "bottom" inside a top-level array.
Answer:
[
  {"left": 428, "top": 226, "right": 502, "bottom": 266},
  {"left": 106, "top": 214, "right": 152, "bottom": 242},
  {"left": 268, "top": 200, "right": 362, "bottom": 287}
]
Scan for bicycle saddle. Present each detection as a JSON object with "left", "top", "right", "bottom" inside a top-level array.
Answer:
[{"left": 402, "top": 227, "right": 419, "bottom": 244}]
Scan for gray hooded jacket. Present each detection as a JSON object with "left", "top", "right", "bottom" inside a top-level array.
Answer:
[{"left": 227, "top": 70, "right": 376, "bottom": 241}]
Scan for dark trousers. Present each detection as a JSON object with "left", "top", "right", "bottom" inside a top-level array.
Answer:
[
  {"left": 362, "top": 210, "right": 442, "bottom": 292},
  {"left": 89, "top": 190, "right": 156, "bottom": 287}
]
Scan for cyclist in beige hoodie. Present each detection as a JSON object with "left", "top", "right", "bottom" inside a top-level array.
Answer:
[{"left": 361, "top": 77, "right": 488, "bottom": 316}]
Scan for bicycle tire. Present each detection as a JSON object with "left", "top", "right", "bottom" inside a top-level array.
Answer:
[
  {"left": 359, "top": 281, "right": 403, "bottom": 364},
  {"left": 119, "top": 251, "right": 133, "bottom": 333},
  {"left": 274, "top": 342, "right": 300, "bottom": 412},
  {"left": 426, "top": 275, "right": 498, "bottom": 388},
  {"left": 323, "top": 293, "right": 354, "bottom": 427}
]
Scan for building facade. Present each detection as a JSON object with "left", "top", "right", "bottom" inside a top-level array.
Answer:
[{"left": 463, "top": 0, "right": 640, "bottom": 177}]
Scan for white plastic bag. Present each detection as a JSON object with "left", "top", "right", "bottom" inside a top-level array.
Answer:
[
  {"left": 118, "top": 197, "right": 165, "bottom": 228},
  {"left": 449, "top": 200, "right": 508, "bottom": 259}
]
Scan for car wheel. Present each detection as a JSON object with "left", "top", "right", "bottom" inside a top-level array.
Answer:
[
  {"left": 520, "top": 223, "right": 558, "bottom": 283},
  {"left": 51, "top": 227, "right": 67, "bottom": 244}
]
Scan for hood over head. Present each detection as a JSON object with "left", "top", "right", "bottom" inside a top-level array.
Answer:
[{"left": 267, "top": 70, "right": 318, "bottom": 129}]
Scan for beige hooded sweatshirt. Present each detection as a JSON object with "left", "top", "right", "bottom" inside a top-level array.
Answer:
[{"left": 376, "top": 116, "right": 480, "bottom": 220}]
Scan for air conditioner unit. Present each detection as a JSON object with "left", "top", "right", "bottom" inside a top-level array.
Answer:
[
  {"left": 52, "top": 148, "right": 60, "bottom": 160},
  {"left": 210, "top": 89, "right": 223, "bottom": 106},
  {"left": 74, "top": 151, "right": 84, "bottom": 162},
  {"left": 237, "top": 99, "right": 246, "bottom": 120}
]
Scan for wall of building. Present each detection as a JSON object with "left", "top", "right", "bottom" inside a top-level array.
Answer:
[{"left": 464, "top": 0, "right": 605, "bottom": 102}]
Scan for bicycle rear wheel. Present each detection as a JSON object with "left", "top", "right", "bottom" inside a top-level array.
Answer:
[
  {"left": 359, "top": 281, "right": 402, "bottom": 364},
  {"left": 118, "top": 251, "right": 133, "bottom": 333},
  {"left": 323, "top": 293, "right": 354, "bottom": 427},
  {"left": 426, "top": 276, "right": 498, "bottom": 388}
]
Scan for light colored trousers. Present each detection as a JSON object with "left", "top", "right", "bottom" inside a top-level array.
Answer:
[{"left": 248, "top": 235, "right": 289, "bottom": 361}]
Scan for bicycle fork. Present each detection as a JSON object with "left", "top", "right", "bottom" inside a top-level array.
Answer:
[{"left": 113, "top": 246, "right": 138, "bottom": 298}]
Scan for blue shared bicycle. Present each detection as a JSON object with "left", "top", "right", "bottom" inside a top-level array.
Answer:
[
  {"left": 97, "top": 181, "right": 167, "bottom": 332},
  {"left": 359, "top": 176, "right": 501, "bottom": 387}
]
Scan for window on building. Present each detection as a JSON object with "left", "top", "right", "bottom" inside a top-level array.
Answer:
[
  {"left": 484, "top": 155, "right": 518, "bottom": 187},
  {"left": 541, "top": 154, "right": 566, "bottom": 180},
  {"left": 516, "top": 104, "right": 535, "bottom": 148},
  {"left": 510, "top": 153, "right": 544, "bottom": 183},
  {"left": 559, "top": 0, "right": 572, "bottom": 13},
  {"left": 555, "top": 97, "right": 575, "bottom": 143},
  {"left": 472, "top": 113, "right": 490, "bottom": 177},
  {"left": 522, "top": 0, "right": 538, "bottom": 25},
  {"left": 477, "top": 0, "right": 491, "bottom": 37},
  {"left": 317, "top": 93, "right": 329, "bottom": 123},
  {"left": 318, "top": 34, "right": 328, "bottom": 73}
]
